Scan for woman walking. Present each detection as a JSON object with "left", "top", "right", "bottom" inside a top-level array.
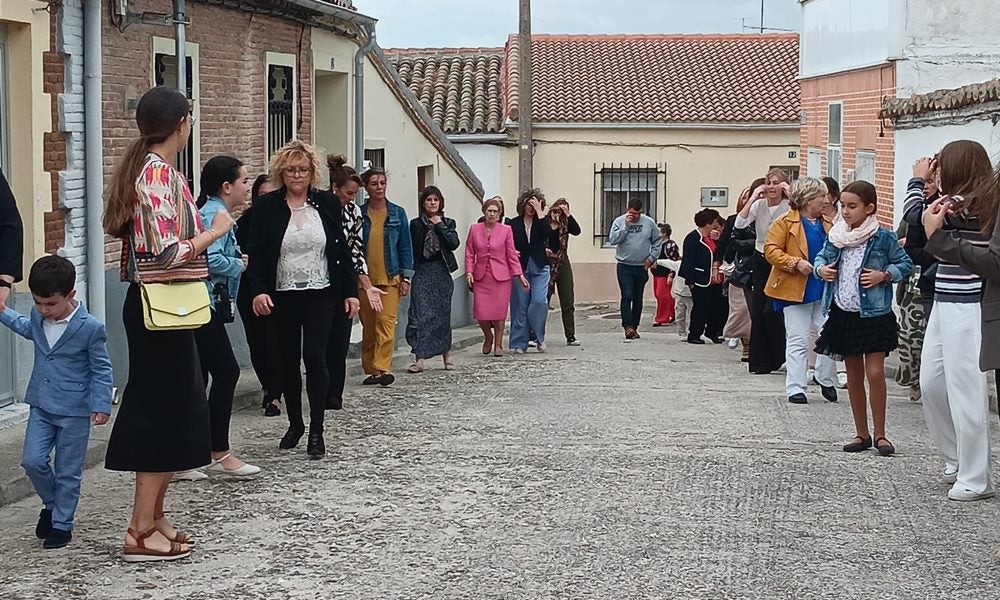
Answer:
[
  {"left": 546, "top": 198, "right": 582, "bottom": 345},
  {"left": 721, "top": 183, "right": 759, "bottom": 360},
  {"left": 508, "top": 189, "right": 555, "bottom": 353},
  {"left": 245, "top": 140, "right": 360, "bottom": 459},
  {"left": 185, "top": 156, "right": 260, "bottom": 479},
  {"left": 358, "top": 168, "right": 414, "bottom": 386},
  {"left": 466, "top": 198, "right": 528, "bottom": 356},
  {"left": 406, "top": 186, "right": 461, "bottom": 372},
  {"left": 815, "top": 181, "right": 912, "bottom": 455},
  {"left": 103, "top": 87, "right": 231, "bottom": 562},
  {"left": 652, "top": 223, "right": 680, "bottom": 327},
  {"left": 679, "top": 209, "right": 727, "bottom": 344},
  {"left": 735, "top": 169, "right": 790, "bottom": 374},
  {"left": 915, "top": 141, "right": 994, "bottom": 501},
  {"left": 763, "top": 177, "right": 837, "bottom": 405},
  {"left": 237, "top": 175, "right": 283, "bottom": 416}
]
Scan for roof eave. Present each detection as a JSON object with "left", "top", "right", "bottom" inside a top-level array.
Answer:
[
  {"left": 282, "top": 0, "right": 377, "bottom": 27},
  {"left": 507, "top": 120, "right": 800, "bottom": 131}
]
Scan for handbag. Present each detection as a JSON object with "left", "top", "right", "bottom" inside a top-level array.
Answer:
[{"left": 130, "top": 241, "right": 211, "bottom": 331}]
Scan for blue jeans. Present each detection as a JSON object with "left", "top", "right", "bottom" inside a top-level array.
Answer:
[
  {"left": 22, "top": 407, "right": 91, "bottom": 531},
  {"left": 510, "top": 259, "right": 551, "bottom": 349},
  {"left": 617, "top": 263, "right": 649, "bottom": 328}
]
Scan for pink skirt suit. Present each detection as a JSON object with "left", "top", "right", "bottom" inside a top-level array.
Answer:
[{"left": 465, "top": 222, "right": 523, "bottom": 321}]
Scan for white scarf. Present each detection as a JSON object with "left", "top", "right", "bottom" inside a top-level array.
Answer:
[{"left": 827, "top": 215, "right": 881, "bottom": 249}]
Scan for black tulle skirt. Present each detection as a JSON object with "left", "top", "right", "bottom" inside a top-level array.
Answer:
[{"left": 815, "top": 303, "right": 898, "bottom": 361}]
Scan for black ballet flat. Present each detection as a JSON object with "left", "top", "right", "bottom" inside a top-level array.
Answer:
[
  {"left": 843, "top": 436, "right": 873, "bottom": 453},
  {"left": 279, "top": 425, "right": 305, "bottom": 450}
]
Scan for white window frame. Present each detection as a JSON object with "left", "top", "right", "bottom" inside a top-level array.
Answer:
[
  {"left": 265, "top": 52, "right": 297, "bottom": 164},
  {"left": 807, "top": 147, "right": 823, "bottom": 178},
  {"left": 151, "top": 37, "right": 201, "bottom": 195},
  {"left": 855, "top": 150, "right": 876, "bottom": 184},
  {"left": 826, "top": 102, "right": 843, "bottom": 182}
]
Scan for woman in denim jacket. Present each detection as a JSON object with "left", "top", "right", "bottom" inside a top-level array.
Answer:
[
  {"left": 188, "top": 156, "right": 260, "bottom": 479},
  {"left": 814, "top": 181, "right": 912, "bottom": 457},
  {"left": 359, "top": 168, "right": 414, "bottom": 386}
]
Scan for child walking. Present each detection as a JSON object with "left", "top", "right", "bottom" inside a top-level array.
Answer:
[
  {"left": 814, "top": 181, "right": 912, "bottom": 456},
  {"left": 0, "top": 255, "right": 113, "bottom": 548}
]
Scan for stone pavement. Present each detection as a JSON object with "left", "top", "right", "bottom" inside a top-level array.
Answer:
[{"left": 3, "top": 305, "right": 1000, "bottom": 599}]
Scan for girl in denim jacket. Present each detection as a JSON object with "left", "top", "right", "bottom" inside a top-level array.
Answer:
[{"left": 813, "top": 181, "right": 912, "bottom": 457}]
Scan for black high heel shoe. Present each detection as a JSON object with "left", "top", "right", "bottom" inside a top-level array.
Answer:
[
  {"left": 279, "top": 425, "right": 305, "bottom": 450},
  {"left": 307, "top": 430, "right": 325, "bottom": 459}
]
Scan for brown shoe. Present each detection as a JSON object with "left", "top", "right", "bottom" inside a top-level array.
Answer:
[{"left": 624, "top": 327, "right": 639, "bottom": 340}]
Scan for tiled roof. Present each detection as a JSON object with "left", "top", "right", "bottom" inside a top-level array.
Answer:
[
  {"left": 386, "top": 48, "right": 506, "bottom": 135},
  {"left": 506, "top": 33, "right": 800, "bottom": 124},
  {"left": 881, "top": 79, "right": 1000, "bottom": 119}
]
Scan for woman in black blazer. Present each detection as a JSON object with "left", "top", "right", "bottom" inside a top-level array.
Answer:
[
  {"left": 0, "top": 169, "right": 22, "bottom": 310},
  {"left": 679, "top": 208, "right": 727, "bottom": 344},
  {"left": 507, "top": 189, "right": 558, "bottom": 353},
  {"left": 245, "top": 141, "right": 359, "bottom": 459},
  {"left": 405, "top": 186, "right": 461, "bottom": 373}
]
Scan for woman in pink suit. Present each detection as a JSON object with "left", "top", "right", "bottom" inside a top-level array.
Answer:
[{"left": 466, "top": 197, "right": 529, "bottom": 356}]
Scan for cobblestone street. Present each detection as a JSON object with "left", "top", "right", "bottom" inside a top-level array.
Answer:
[{"left": 3, "top": 305, "right": 1000, "bottom": 599}]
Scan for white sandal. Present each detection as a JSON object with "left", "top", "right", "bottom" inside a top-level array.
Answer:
[{"left": 406, "top": 362, "right": 424, "bottom": 373}]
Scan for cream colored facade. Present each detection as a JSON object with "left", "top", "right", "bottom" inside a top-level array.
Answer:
[
  {"left": 311, "top": 29, "right": 483, "bottom": 322},
  {"left": 498, "top": 125, "right": 800, "bottom": 303},
  {"left": 0, "top": 1, "right": 52, "bottom": 279}
]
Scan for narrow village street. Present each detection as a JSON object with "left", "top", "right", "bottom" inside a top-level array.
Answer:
[{"left": 2, "top": 305, "right": 1000, "bottom": 599}]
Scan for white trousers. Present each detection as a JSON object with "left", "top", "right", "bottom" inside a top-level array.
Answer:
[
  {"left": 784, "top": 301, "right": 837, "bottom": 396},
  {"left": 920, "top": 302, "right": 992, "bottom": 493}
]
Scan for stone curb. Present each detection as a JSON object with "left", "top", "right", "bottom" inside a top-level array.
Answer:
[{"left": 0, "top": 328, "right": 484, "bottom": 509}]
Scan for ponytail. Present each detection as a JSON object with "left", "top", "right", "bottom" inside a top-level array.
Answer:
[{"left": 103, "top": 137, "right": 153, "bottom": 238}]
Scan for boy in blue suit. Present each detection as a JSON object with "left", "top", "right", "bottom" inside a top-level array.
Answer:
[{"left": 0, "top": 255, "right": 113, "bottom": 549}]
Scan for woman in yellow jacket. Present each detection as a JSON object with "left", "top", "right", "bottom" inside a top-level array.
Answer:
[{"left": 763, "top": 177, "right": 838, "bottom": 405}]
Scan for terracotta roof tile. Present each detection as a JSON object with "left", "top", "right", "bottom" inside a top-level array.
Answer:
[
  {"left": 881, "top": 79, "right": 1000, "bottom": 119},
  {"left": 386, "top": 48, "right": 506, "bottom": 135},
  {"left": 506, "top": 33, "right": 800, "bottom": 124}
]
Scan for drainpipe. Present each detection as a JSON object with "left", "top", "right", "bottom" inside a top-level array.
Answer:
[
  {"left": 353, "top": 24, "right": 377, "bottom": 169},
  {"left": 174, "top": 0, "right": 186, "bottom": 92},
  {"left": 84, "top": 0, "right": 104, "bottom": 320}
]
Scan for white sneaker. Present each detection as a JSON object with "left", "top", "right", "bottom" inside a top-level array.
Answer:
[
  {"left": 948, "top": 486, "right": 995, "bottom": 502},
  {"left": 942, "top": 469, "right": 958, "bottom": 485},
  {"left": 806, "top": 369, "right": 817, "bottom": 385},
  {"left": 837, "top": 372, "right": 848, "bottom": 389},
  {"left": 172, "top": 469, "right": 208, "bottom": 482},
  {"left": 727, "top": 338, "right": 739, "bottom": 350}
]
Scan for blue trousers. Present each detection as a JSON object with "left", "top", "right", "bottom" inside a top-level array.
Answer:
[
  {"left": 22, "top": 407, "right": 91, "bottom": 531},
  {"left": 509, "top": 259, "right": 551, "bottom": 350},
  {"left": 617, "top": 263, "right": 649, "bottom": 328}
]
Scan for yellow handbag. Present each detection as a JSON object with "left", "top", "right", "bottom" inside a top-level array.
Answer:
[{"left": 138, "top": 281, "right": 211, "bottom": 331}]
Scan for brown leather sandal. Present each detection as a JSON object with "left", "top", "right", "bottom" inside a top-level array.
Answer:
[
  {"left": 154, "top": 512, "right": 195, "bottom": 545},
  {"left": 123, "top": 526, "right": 191, "bottom": 563}
]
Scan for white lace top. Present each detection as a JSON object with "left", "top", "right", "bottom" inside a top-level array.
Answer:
[
  {"left": 834, "top": 244, "right": 865, "bottom": 312},
  {"left": 276, "top": 204, "right": 330, "bottom": 291}
]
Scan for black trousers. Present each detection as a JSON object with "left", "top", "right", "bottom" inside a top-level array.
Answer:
[
  {"left": 326, "top": 303, "right": 352, "bottom": 405},
  {"left": 274, "top": 289, "right": 335, "bottom": 431},
  {"left": 747, "top": 251, "right": 786, "bottom": 374},
  {"left": 689, "top": 284, "right": 727, "bottom": 340},
  {"left": 194, "top": 310, "right": 241, "bottom": 453},
  {"left": 237, "top": 287, "right": 281, "bottom": 401}
]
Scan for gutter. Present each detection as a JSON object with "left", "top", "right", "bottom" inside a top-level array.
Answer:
[
  {"left": 506, "top": 120, "right": 800, "bottom": 131},
  {"left": 354, "top": 26, "right": 378, "bottom": 168},
  {"left": 84, "top": 0, "right": 104, "bottom": 320},
  {"left": 446, "top": 133, "right": 510, "bottom": 144}
]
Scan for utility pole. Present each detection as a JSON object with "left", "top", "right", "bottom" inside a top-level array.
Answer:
[
  {"left": 518, "top": 0, "right": 533, "bottom": 192},
  {"left": 760, "top": 0, "right": 765, "bottom": 34}
]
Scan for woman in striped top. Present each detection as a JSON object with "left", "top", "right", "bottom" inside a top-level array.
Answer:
[{"left": 918, "top": 140, "right": 994, "bottom": 502}]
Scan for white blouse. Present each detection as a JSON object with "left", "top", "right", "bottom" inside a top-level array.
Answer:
[
  {"left": 276, "top": 204, "right": 330, "bottom": 291},
  {"left": 834, "top": 245, "right": 865, "bottom": 312}
]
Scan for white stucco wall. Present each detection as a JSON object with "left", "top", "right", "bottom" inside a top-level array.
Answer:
[
  {"left": 800, "top": 0, "right": 903, "bottom": 78},
  {"left": 893, "top": 119, "right": 1000, "bottom": 224},
  {"left": 454, "top": 143, "right": 503, "bottom": 200}
]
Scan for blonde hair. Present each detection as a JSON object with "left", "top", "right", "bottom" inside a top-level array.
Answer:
[
  {"left": 788, "top": 177, "right": 828, "bottom": 210},
  {"left": 766, "top": 168, "right": 789, "bottom": 183},
  {"left": 269, "top": 140, "right": 324, "bottom": 189}
]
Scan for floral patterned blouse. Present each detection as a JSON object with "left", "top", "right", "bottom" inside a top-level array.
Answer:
[{"left": 120, "top": 154, "right": 207, "bottom": 283}]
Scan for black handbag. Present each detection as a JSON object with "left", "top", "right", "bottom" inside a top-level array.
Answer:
[{"left": 212, "top": 281, "right": 236, "bottom": 324}]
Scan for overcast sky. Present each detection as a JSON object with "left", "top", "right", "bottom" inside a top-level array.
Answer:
[{"left": 369, "top": 0, "right": 800, "bottom": 49}]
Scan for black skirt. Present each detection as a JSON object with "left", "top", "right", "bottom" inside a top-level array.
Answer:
[
  {"left": 104, "top": 284, "right": 212, "bottom": 472},
  {"left": 815, "top": 303, "right": 898, "bottom": 361}
]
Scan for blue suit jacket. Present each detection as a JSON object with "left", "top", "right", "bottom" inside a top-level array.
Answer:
[{"left": 0, "top": 302, "right": 113, "bottom": 417}]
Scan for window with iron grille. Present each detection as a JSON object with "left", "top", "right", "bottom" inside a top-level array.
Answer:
[
  {"left": 153, "top": 53, "right": 195, "bottom": 189},
  {"left": 267, "top": 63, "right": 294, "bottom": 160},
  {"left": 595, "top": 164, "right": 662, "bottom": 247}
]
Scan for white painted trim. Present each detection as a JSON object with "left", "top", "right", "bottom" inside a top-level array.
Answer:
[
  {"left": 151, "top": 37, "right": 201, "bottom": 196},
  {"left": 827, "top": 101, "right": 844, "bottom": 147},
  {"left": 265, "top": 52, "right": 298, "bottom": 165},
  {"left": 799, "top": 60, "right": 895, "bottom": 81},
  {"left": 506, "top": 120, "right": 799, "bottom": 131}
]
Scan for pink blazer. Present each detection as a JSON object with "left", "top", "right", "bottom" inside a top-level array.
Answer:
[{"left": 465, "top": 222, "right": 523, "bottom": 282}]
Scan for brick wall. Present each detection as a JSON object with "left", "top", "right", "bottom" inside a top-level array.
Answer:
[
  {"left": 102, "top": 0, "right": 314, "bottom": 266},
  {"left": 799, "top": 64, "right": 897, "bottom": 225},
  {"left": 43, "top": 12, "right": 66, "bottom": 255}
]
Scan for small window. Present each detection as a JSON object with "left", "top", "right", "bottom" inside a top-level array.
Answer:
[
  {"left": 807, "top": 147, "right": 823, "bottom": 177},
  {"left": 267, "top": 63, "right": 294, "bottom": 160},
  {"left": 769, "top": 166, "right": 800, "bottom": 182},
  {"left": 417, "top": 164, "right": 434, "bottom": 194},
  {"left": 827, "top": 148, "right": 842, "bottom": 182},
  {"left": 153, "top": 52, "right": 195, "bottom": 188},
  {"left": 828, "top": 102, "right": 843, "bottom": 146},
  {"left": 855, "top": 151, "right": 876, "bottom": 183},
  {"left": 599, "top": 167, "right": 658, "bottom": 247},
  {"left": 364, "top": 148, "right": 385, "bottom": 171},
  {"left": 700, "top": 187, "right": 729, "bottom": 208}
]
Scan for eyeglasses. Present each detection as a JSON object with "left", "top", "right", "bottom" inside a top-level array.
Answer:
[{"left": 286, "top": 167, "right": 313, "bottom": 177}]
